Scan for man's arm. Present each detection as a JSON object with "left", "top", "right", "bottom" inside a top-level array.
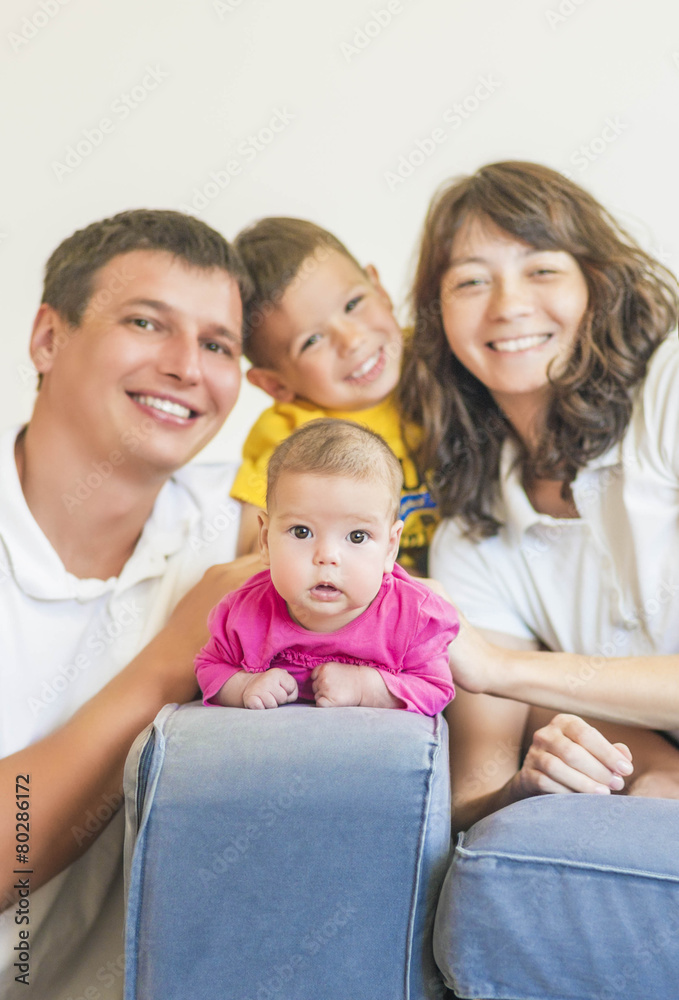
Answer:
[
  {"left": 449, "top": 617, "right": 679, "bottom": 729},
  {"left": 0, "top": 555, "right": 262, "bottom": 908}
]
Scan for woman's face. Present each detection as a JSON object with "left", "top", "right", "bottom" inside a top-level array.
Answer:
[{"left": 439, "top": 215, "right": 589, "bottom": 433}]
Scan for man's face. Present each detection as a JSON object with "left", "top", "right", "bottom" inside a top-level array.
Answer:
[{"left": 32, "top": 250, "right": 243, "bottom": 477}]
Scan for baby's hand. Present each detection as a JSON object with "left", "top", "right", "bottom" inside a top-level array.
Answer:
[
  {"left": 311, "top": 661, "right": 363, "bottom": 708},
  {"left": 242, "top": 668, "right": 298, "bottom": 710}
]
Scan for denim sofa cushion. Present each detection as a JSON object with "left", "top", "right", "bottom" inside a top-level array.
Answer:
[
  {"left": 434, "top": 794, "right": 679, "bottom": 1000},
  {"left": 124, "top": 702, "right": 452, "bottom": 1000}
]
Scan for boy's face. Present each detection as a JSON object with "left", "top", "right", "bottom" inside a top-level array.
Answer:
[
  {"left": 249, "top": 251, "right": 403, "bottom": 411},
  {"left": 31, "top": 250, "right": 243, "bottom": 476},
  {"left": 259, "top": 471, "right": 403, "bottom": 633}
]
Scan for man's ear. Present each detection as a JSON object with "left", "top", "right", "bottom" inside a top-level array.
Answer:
[
  {"left": 364, "top": 264, "right": 393, "bottom": 310},
  {"left": 246, "top": 366, "right": 296, "bottom": 403},
  {"left": 384, "top": 519, "right": 404, "bottom": 573},
  {"left": 258, "top": 511, "right": 271, "bottom": 566},
  {"left": 29, "top": 304, "right": 71, "bottom": 375}
]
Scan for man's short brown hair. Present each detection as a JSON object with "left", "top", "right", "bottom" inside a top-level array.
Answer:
[{"left": 42, "top": 208, "right": 252, "bottom": 327}]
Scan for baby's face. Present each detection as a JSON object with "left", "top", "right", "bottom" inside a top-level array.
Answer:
[
  {"left": 259, "top": 471, "right": 403, "bottom": 632},
  {"left": 254, "top": 251, "right": 403, "bottom": 411}
]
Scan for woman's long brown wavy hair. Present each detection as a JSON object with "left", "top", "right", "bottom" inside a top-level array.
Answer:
[{"left": 399, "top": 161, "right": 679, "bottom": 539}]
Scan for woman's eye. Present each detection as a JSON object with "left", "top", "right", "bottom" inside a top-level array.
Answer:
[
  {"left": 345, "top": 295, "right": 363, "bottom": 313},
  {"left": 290, "top": 526, "right": 311, "bottom": 539},
  {"left": 348, "top": 530, "right": 368, "bottom": 544},
  {"left": 300, "top": 333, "right": 322, "bottom": 352}
]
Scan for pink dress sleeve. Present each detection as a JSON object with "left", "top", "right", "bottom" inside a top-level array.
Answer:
[
  {"left": 194, "top": 596, "right": 247, "bottom": 705},
  {"left": 377, "top": 587, "right": 458, "bottom": 715}
]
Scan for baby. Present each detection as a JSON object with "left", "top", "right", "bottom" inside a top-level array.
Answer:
[
  {"left": 195, "top": 420, "right": 457, "bottom": 715},
  {"left": 230, "top": 216, "right": 438, "bottom": 574}
]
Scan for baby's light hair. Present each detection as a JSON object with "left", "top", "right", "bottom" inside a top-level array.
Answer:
[{"left": 267, "top": 419, "right": 403, "bottom": 521}]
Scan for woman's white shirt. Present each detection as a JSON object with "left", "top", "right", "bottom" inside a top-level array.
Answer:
[{"left": 431, "top": 334, "right": 679, "bottom": 709}]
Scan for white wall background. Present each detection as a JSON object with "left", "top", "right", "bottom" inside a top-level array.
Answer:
[{"left": 2, "top": 0, "right": 678, "bottom": 464}]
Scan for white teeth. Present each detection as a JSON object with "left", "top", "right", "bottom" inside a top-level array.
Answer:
[
  {"left": 132, "top": 394, "right": 193, "bottom": 418},
  {"left": 349, "top": 351, "right": 379, "bottom": 379},
  {"left": 490, "top": 334, "right": 550, "bottom": 353}
]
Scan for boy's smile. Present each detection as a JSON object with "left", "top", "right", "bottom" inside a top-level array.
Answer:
[{"left": 247, "top": 251, "right": 403, "bottom": 412}]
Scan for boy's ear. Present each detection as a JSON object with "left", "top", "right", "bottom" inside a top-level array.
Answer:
[
  {"left": 364, "top": 264, "right": 393, "bottom": 310},
  {"left": 246, "top": 366, "right": 296, "bottom": 404},
  {"left": 258, "top": 511, "right": 271, "bottom": 566},
  {"left": 384, "top": 519, "right": 404, "bottom": 573}
]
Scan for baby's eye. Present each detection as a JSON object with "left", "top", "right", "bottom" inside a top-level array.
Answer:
[
  {"left": 290, "top": 525, "right": 311, "bottom": 539},
  {"left": 348, "top": 530, "right": 369, "bottom": 544},
  {"left": 345, "top": 295, "right": 363, "bottom": 313},
  {"left": 300, "top": 333, "right": 322, "bottom": 352}
]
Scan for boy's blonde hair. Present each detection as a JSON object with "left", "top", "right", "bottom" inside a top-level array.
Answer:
[
  {"left": 234, "top": 217, "right": 364, "bottom": 366},
  {"left": 266, "top": 419, "right": 403, "bottom": 521}
]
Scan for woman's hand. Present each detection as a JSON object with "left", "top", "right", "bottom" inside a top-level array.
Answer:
[{"left": 516, "top": 713, "right": 634, "bottom": 797}]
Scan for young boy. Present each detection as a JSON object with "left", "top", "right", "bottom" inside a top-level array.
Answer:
[
  {"left": 231, "top": 217, "right": 437, "bottom": 574},
  {"left": 197, "top": 419, "right": 457, "bottom": 715}
]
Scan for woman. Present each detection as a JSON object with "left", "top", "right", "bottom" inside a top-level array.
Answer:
[{"left": 399, "top": 160, "right": 679, "bottom": 831}]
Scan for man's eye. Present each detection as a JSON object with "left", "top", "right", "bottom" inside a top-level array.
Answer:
[
  {"left": 290, "top": 526, "right": 311, "bottom": 539},
  {"left": 348, "top": 530, "right": 368, "bottom": 544},
  {"left": 131, "top": 317, "right": 156, "bottom": 330}
]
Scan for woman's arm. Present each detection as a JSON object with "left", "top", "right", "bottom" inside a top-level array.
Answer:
[
  {"left": 448, "top": 630, "right": 635, "bottom": 834},
  {"left": 0, "top": 555, "right": 261, "bottom": 907},
  {"left": 450, "top": 617, "right": 679, "bottom": 729}
]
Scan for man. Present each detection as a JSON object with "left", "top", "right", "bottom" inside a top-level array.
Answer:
[{"left": 0, "top": 210, "right": 257, "bottom": 999}]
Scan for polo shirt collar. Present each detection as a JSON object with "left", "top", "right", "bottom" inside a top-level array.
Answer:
[
  {"left": 0, "top": 426, "right": 197, "bottom": 601},
  {"left": 497, "top": 436, "right": 622, "bottom": 545}
]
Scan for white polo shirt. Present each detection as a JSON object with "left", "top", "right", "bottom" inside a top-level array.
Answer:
[
  {"left": 0, "top": 426, "right": 241, "bottom": 1000},
  {"left": 431, "top": 335, "right": 679, "bottom": 729}
]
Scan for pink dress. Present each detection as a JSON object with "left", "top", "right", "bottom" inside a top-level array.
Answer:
[{"left": 195, "top": 564, "right": 458, "bottom": 716}]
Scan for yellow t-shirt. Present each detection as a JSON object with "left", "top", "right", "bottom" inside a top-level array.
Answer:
[{"left": 230, "top": 396, "right": 438, "bottom": 574}]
